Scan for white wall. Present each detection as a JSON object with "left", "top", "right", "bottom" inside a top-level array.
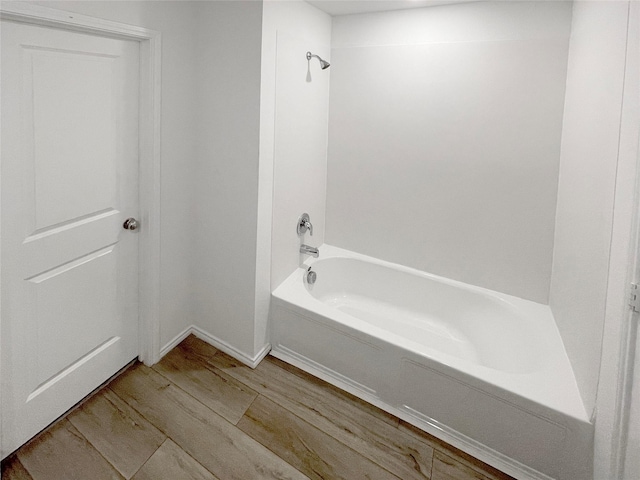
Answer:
[
  {"left": 28, "top": 0, "right": 201, "bottom": 349},
  {"left": 594, "top": 1, "right": 639, "bottom": 477},
  {"left": 326, "top": 1, "right": 572, "bottom": 303},
  {"left": 262, "top": 0, "right": 332, "bottom": 294},
  {"left": 191, "top": 0, "right": 264, "bottom": 358},
  {"left": 549, "top": 0, "right": 630, "bottom": 417}
]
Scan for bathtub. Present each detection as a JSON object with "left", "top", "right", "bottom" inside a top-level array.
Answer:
[{"left": 270, "top": 245, "right": 593, "bottom": 480}]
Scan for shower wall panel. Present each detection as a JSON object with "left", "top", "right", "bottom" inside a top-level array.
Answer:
[
  {"left": 262, "top": 0, "right": 332, "bottom": 294},
  {"left": 550, "top": 0, "right": 631, "bottom": 416},
  {"left": 326, "top": 1, "right": 572, "bottom": 304}
]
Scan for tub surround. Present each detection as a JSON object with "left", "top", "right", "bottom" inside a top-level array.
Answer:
[
  {"left": 326, "top": 2, "right": 572, "bottom": 305},
  {"left": 264, "top": 1, "right": 331, "bottom": 292},
  {"left": 258, "top": 0, "right": 332, "bottom": 361},
  {"left": 549, "top": 0, "right": 631, "bottom": 417},
  {"left": 270, "top": 245, "right": 592, "bottom": 480}
]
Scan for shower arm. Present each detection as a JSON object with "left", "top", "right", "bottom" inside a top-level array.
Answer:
[{"left": 306, "top": 51, "right": 330, "bottom": 70}]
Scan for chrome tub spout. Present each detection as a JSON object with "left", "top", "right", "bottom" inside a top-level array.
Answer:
[{"left": 300, "top": 244, "right": 319, "bottom": 258}]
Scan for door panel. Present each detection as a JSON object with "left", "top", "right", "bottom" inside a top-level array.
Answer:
[
  {"left": 30, "top": 245, "right": 119, "bottom": 387},
  {"left": 30, "top": 47, "right": 118, "bottom": 230},
  {"left": 1, "top": 21, "right": 140, "bottom": 457}
]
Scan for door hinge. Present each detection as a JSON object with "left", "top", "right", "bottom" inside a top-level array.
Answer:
[{"left": 630, "top": 283, "right": 640, "bottom": 313}]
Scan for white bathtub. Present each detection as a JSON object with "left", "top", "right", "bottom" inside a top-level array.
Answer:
[{"left": 270, "top": 245, "right": 593, "bottom": 480}]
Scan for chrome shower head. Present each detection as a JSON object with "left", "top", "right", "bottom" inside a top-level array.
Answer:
[{"left": 306, "top": 51, "right": 330, "bottom": 70}]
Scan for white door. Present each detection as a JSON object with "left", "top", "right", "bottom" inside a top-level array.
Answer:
[{"left": 1, "top": 21, "right": 140, "bottom": 457}]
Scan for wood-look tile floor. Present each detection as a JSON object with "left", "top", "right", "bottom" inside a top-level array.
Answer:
[{"left": 2, "top": 335, "right": 516, "bottom": 480}]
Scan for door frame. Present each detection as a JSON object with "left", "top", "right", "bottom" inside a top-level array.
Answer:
[
  {"left": 0, "top": 2, "right": 162, "bottom": 366},
  {"left": 595, "top": 1, "right": 640, "bottom": 478}
]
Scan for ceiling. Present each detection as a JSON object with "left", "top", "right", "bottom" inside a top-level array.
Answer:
[{"left": 306, "top": 0, "right": 477, "bottom": 16}]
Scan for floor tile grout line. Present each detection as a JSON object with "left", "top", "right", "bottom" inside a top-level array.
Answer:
[
  {"left": 237, "top": 393, "right": 317, "bottom": 480},
  {"left": 126, "top": 437, "right": 169, "bottom": 480},
  {"left": 104, "top": 378, "right": 226, "bottom": 480},
  {"left": 266, "top": 354, "right": 506, "bottom": 480},
  {"left": 239, "top": 393, "right": 408, "bottom": 480},
  {"left": 64, "top": 416, "right": 125, "bottom": 479},
  {"left": 149, "top": 361, "right": 251, "bottom": 427},
  {"left": 131, "top": 437, "right": 220, "bottom": 480},
  {"left": 153, "top": 351, "right": 319, "bottom": 478},
  {"left": 183, "top": 348, "right": 411, "bottom": 480},
  {"left": 106, "top": 376, "right": 226, "bottom": 480},
  {"left": 2, "top": 455, "right": 34, "bottom": 480},
  {"left": 266, "top": 354, "right": 401, "bottom": 427},
  {"left": 9, "top": 452, "right": 36, "bottom": 480},
  {"left": 240, "top": 392, "right": 262, "bottom": 424},
  {"left": 107, "top": 366, "right": 302, "bottom": 480},
  {"left": 150, "top": 353, "right": 316, "bottom": 478},
  {"left": 67, "top": 385, "right": 169, "bottom": 480},
  {"left": 150, "top": 351, "right": 261, "bottom": 423},
  {"left": 11, "top": 415, "right": 116, "bottom": 480},
  {"left": 244, "top": 356, "right": 435, "bottom": 479},
  {"left": 137, "top": 355, "right": 492, "bottom": 480},
  {"left": 51, "top": 418, "right": 127, "bottom": 479},
  {"left": 258, "top": 363, "right": 434, "bottom": 478},
  {"left": 400, "top": 425, "right": 505, "bottom": 480},
  {"left": 158, "top": 349, "right": 404, "bottom": 479},
  {"left": 440, "top": 450, "right": 496, "bottom": 480},
  {"left": 72, "top": 386, "right": 165, "bottom": 480},
  {"left": 427, "top": 444, "right": 435, "bottom": 480},
  {"left": 162, "top": 438, "right": 222, "bottom": 480}
]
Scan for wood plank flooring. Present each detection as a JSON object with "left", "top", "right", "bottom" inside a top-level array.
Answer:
[{"left": 2, "top": 335, "right": 516, "bottom": 480}]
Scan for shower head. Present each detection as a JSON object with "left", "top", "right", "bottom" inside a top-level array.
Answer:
[{"left": 306, "top": 51, "right": 330, "bottom": 70}]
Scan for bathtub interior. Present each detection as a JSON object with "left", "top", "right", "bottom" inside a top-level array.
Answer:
[
  {"left": 306, "top": 256, "right": 544, "bottom": 374},
  {"left": 270, "top": 244, "right": 592, "bottom": 480}
]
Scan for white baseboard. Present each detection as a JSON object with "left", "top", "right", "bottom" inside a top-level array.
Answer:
[
  {"left": 159, "top": 326, "right": 194, "bottom": 359},
  {"left": 158, "top": 325, "right": 271, "bottom": 369}
]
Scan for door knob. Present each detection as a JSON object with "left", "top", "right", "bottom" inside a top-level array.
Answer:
[{"left": 123, "top": 217, "right": 139, "bottom": 231}]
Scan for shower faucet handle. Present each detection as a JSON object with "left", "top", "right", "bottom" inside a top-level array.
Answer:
[{"left": 297, "top": 213, "right": 313, "bottom": 236}]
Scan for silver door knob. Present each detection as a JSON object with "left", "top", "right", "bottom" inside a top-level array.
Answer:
[{"left": 123, "top": 217, "right": 139, "bottom": 231}]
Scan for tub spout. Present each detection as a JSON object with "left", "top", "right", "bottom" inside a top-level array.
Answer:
[{"left": 300, "top": 244, "right": 319, "bottom": 258}]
